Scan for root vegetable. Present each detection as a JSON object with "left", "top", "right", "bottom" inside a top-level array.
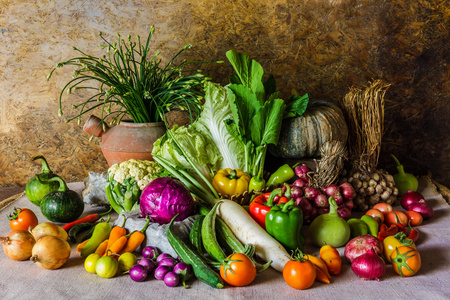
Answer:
[
  {"left": 216, "top": 200, "right": 289, "bottom": 272},
  {"left": 30, "top": 235, "right": 71, "bottom": 269},
  {"left": 314, "top": 194, "right": 329, "bottom": 208},
  {"left": 1, "top": 230, "right": 36, "bottom": 261},
  {"left": 30, "top": 222, "right": 68, "bottom": 241}
]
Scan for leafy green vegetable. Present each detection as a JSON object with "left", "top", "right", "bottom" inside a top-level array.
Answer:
[
  {"left": 193, "top": 82, "right": 246, "bottom": 171},
  {"left": 225, "top": 50, "right": 286, "bottom": 178},
  {"left": 152, "top": 124, "right": 221, "bottom": 183}
]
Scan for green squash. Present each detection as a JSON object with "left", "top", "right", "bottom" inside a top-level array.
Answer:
[
  {"left": 39, "top": 175, "right": 84, "bottom": 223},
  {"left": 269, "top": 100, "right": 348, "bottom": 158},
  {"left": 25, "top": 156, "right": 60, "bottom": 206}
]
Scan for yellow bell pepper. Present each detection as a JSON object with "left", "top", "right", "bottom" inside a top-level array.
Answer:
[{"left": 212, "top": 168, "right": 251, "bottom": 196}]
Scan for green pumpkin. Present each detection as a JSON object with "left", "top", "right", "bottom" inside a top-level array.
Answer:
[
  {"left": 269, "top": 100, "right": 348, "bottom": 158},
  {"left": 25, "top": 155, "right": 60, "bottom": 206},
  {"left": 39, "top": 175, "right": 84, "bottom": 223}
]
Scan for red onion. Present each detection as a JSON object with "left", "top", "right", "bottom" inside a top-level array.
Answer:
[
  {"left": 339, "top": 182, "right": 356, "bottom": 200},
  {"left": 317, "top": 207, "right": 330, "bottom": 215},
  {"left": 314, "top": 193, "right": 329, "bottom": 208},
  {"left": 294, "top": 164, "right": 311, "bottom": 177},
  {"left": 337, "top": 206, "right": 352, "bottom": 220},
  {"left": 304, "top": 187, "right": 320, "bottom": 199},
  {"left": 408, "top": 200, "right": 434, "bottom": 220},
  {"left": 400, "top": 190, "right": 424, "bottom": 210},
  {"left": 290, "top": 185, "right": 304, "bottom": 199},
  {"left": 351, "top": 248, "right": 386, "bottom": 281},
  {"left": 344, "top": 199, "right": 354, "bottom": 210},
  {"left": 295, "top": 198, "right": 313, "bottom": 223},
  {"left": 345, "top": 235, "right": 383, "bottom": 263},
  {"left": 323, "top": 184, "right": 344, "bottom": 205},
  {"left": 293, "top": 178, "right": 308, "bottom": 187}
]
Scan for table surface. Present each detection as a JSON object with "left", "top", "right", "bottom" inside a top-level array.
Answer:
[{"left": 1, "top": 181, "right": 449, "bottom": 300}]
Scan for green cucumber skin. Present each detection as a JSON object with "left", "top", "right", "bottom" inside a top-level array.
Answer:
[
  {"left": 167, "top": 217, "right": 224, "bottom": 289},
  {"left": 40, "top": 190, "right": 84, "bottom": 223}
]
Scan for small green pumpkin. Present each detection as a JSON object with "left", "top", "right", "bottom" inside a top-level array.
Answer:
[
  {"left": 39, "top": 175, "right": 84, "bottom": 223},
  {"left": 269, "top": 100, "right": 348, "bottom": 158},
  {"left": 25, "top": 155, "right": 60, "bottom": 206}
]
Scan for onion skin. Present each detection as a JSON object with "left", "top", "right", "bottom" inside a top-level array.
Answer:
[
  {"left": 408, "top": 200, "right": 434, "bottom": 220},
  {"left": 30, "top": 222, "right": 68, "bottom": 242},
  {"left": 1, "top": 230, "right": 36, "bottom": 261},
  {"left": 351, "top": 248, "right": 385, "bottom": 281},
  {"left": 345, "top": 235, "right": 383, "bottom": 263},
  {"left": 30, "top": 235, "right": 71, "bottom": 270},
  {"left": 339, "top": 182, "right": 356, "bottom": 200},
  {"left": 400, "top": 191, "right": 424, "bottom": 210}
]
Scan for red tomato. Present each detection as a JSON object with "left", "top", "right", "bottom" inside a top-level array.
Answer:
[
  {"left": 384, "top": 210, "right": 408, "bottom": 227},
  {"left": 220, "top": 253, "right": 256, "bottom": 287},
  {"left": 283, "top": 258, "right": 316, "bottom": 290},
  {"left": 373, "top": 203, "right": 393, "bottom": 214},
  {"left": 405, "top": 210, "right": 423, "bottom": 226},
  {"left": 365, "top": 208, "right": 384, "bottom": 224},
  {"left": 8, "top": 208, "right": 39, "bottom": 231}
]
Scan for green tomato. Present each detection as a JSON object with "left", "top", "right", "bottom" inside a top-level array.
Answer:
[
  {"left": 84, "top": 253, "right": 101, "bottom": 274},
  {"left": 118, "top": 252, "right": 138, "bottom": 272},
  {"left": 95, "top": 256, "right": 119, "bottom": 278}
]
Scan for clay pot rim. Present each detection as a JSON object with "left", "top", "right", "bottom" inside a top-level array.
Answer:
[{"left": 117, "top": 120, "right": 166, "bottom": 128}]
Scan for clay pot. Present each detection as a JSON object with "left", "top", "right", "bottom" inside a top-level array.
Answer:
[{"left": 83, "top": 115, "right": 166, "bottom": 166}]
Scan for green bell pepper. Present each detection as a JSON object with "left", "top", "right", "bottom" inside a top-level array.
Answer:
[{"left": 265, "top": 199, "right": 305, "bottom": 251}]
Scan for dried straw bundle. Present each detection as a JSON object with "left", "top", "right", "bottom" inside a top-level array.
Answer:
[
  {"left": 342, "top": 80, "right": 390, "bottom": 173},
  {"left": 310, "top": 140, "right": 347, "bottom": 188}
]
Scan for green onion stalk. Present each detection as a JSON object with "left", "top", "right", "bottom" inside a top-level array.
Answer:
[{"left": 48, "top": 25, "right": 221, "bottom": 135}]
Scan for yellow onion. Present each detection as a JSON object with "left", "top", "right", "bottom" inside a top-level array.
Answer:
[
  {"left": 0, "top": 230, "right": 36, "bottom": 261},
  {"left": 30, "top": 235, "right": 71, "bottom": 270},
  {"left": 30, "top": 222, "right": 68, "bottom": 241}
]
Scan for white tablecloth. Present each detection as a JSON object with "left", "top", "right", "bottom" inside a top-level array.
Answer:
[{"left": 1, "top": 181, "right": 449, "bottom": 300}]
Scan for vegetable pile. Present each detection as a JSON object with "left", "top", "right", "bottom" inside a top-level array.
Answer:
[{"left": 1, "top": 47, "right": 440, "bottom": 293}]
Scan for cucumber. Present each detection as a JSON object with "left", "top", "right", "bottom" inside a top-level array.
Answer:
[
  {"left": 201, "top": 201, "right": 226, "bottom": 263},
  {"left": 167, "top": 215, "right": 224, "bottom": 289}
]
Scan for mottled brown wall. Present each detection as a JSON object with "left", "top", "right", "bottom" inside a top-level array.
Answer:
[{"left": 0, "top": 0, "right": 449, "bottom": 188}]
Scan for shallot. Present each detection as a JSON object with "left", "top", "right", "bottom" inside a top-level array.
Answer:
[
  {"left": 351, "top": 248, "right": 385, "bottom": 281},
  {"left": 0, "top": 230, "right": 36, "bottom": 261},
  {"left": 339, "top": 182, "right": 356, "bottom": 200}
]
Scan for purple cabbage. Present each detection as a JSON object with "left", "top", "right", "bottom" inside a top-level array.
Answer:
[{"left": 140, "top": 177, "right": 195, "bottom": 224}]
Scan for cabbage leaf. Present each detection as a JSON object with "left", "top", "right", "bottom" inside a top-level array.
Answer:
[{"left": 193, "top": 81, "right": 246, "bottom": 171}]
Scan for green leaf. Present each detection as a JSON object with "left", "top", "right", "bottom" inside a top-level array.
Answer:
[
  {"left": 193, "top": 82, "right": 246, "bottom": 171},
  {"left": 227, "top": 84, "right": 260, "bottom": 141},
  {"left": 284, "top": 93, "right": 309, "bottom": 118},
  {"left": 226, "top": 50, "right": 265, "bottom": 102}
]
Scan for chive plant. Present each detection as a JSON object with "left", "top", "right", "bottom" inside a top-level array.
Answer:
[{"left": 48, "top": 25, "right": 215, "bottom": 128}]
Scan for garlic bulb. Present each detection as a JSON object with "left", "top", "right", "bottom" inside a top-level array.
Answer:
[{"left": 340, "top": 169, "right": 398, "bottom": 211}]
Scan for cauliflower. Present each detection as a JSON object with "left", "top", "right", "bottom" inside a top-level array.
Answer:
[
  {"left": 108, "top": 159, "right": 161, "bottom": 190},
  {"left": 105, "top": 159, "right": 161, "bottom": 213}
]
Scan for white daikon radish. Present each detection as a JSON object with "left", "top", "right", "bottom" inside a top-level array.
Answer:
[{"left": 216, "top": 199, "right": 290, "bottom": 272}]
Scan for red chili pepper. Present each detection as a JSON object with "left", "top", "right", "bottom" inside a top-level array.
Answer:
[
  {"left": 407, "top": 222, "right": 419, "bottom": 243},
  {"left": 62, "top": 206, "right": 112, "bottom": 232},
  {"left": 377, "top": 223, "right": 399, "bottom": 242},
  {"left": 249, "top": 184, "right": 290, "bottom": 230}
]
